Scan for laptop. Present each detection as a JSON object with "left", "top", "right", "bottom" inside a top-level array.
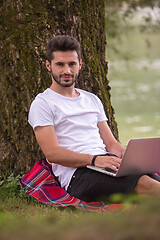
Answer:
[{"left": 87, "top": 137, "right": 160, "bottom": 177}]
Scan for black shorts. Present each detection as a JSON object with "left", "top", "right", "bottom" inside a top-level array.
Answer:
[
  {"left": 67, "top": 168, "right": 160, "bottom": 202},
  {"left": 67, "top": 167, "right": 143, "bottom": 202},
  {"left": 67, "top": 167, "right": 160, "bottom": 203}
]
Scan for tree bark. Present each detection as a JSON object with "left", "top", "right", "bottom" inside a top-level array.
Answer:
[{"left": 0, "top": 0, "right": 118, "bottom": 176}]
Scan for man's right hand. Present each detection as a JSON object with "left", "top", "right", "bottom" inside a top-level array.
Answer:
[{"left": 94, "top": 155, "right": 122, "bottom": 172}]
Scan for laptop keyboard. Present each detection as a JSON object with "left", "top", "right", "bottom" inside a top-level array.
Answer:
[{"left": 104, "top": 167, "right": 117, "bottom": 174}]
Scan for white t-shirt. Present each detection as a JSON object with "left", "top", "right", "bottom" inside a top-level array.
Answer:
[{"left": 28, "top": 88, "right": 108, "bottom": 190}]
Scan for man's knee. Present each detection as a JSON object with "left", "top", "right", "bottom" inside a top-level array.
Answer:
[{"left": 134, "top": 175, "right": 160, "bottom": 195}]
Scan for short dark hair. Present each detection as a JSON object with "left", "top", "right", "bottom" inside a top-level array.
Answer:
[{"left": 47, "top": 35, "right": 81, "bottom": 63}]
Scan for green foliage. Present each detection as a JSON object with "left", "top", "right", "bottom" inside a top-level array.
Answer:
[
  {"left": 105, "top": 0, "right": 160, "bottom": 8},
  {"left": 105, "top": 0, "right": 160, "bottom": 61},
  {"left": 105, "top": 0, "right": 160, "bottom": 34},
  {"left": 0, "top": 173, "right": 30, "bottom": 201}
]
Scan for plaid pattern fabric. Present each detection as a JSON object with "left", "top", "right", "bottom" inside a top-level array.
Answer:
[{"left": 20, "top": 159, "right": 124, "bottom": 213}]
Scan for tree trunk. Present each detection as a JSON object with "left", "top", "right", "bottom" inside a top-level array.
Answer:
[{"left": 0, "top": 0, "right": 118, "bottom": 176}]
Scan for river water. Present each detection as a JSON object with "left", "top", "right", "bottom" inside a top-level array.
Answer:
[{"left": 106, "top": 14, "right": 160, "bottom": 145}]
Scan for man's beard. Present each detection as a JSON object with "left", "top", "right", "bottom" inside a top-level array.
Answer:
[{"left": 51, "top": 69, "right": 79, "bottom": 87}]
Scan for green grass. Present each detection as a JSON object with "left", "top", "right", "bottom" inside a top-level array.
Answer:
[
  {"left": 1, "top": 174, "right": 160, "bottom": 240},
  {"left": 1, "top": 192, "right": 160, "bottom": 240}
]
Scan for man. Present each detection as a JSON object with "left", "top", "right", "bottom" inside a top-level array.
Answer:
[{"left": 28, "top": 35, "right": 160, "bottom": 202}]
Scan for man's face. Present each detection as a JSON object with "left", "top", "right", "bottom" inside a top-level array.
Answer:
[{"left": 46, "top": 50, "right": 82, "bottom": 87}]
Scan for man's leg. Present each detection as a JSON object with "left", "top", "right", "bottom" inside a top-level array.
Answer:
[{"left": 134, "top": 175, "right": 160, "bottom": 196}]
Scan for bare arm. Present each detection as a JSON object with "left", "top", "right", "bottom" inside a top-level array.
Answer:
[
  {"left": 34, "top": 123, "right": 123, "bottom": 171},
  {"left": 88, "top": 121, "right": 125, "bottom": 171},
  {"left": 34, "top": 125, "right": 92, "bottom": 167},
  {"left": 97, "top": 121, "right": 125, "bottom": 158}
]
